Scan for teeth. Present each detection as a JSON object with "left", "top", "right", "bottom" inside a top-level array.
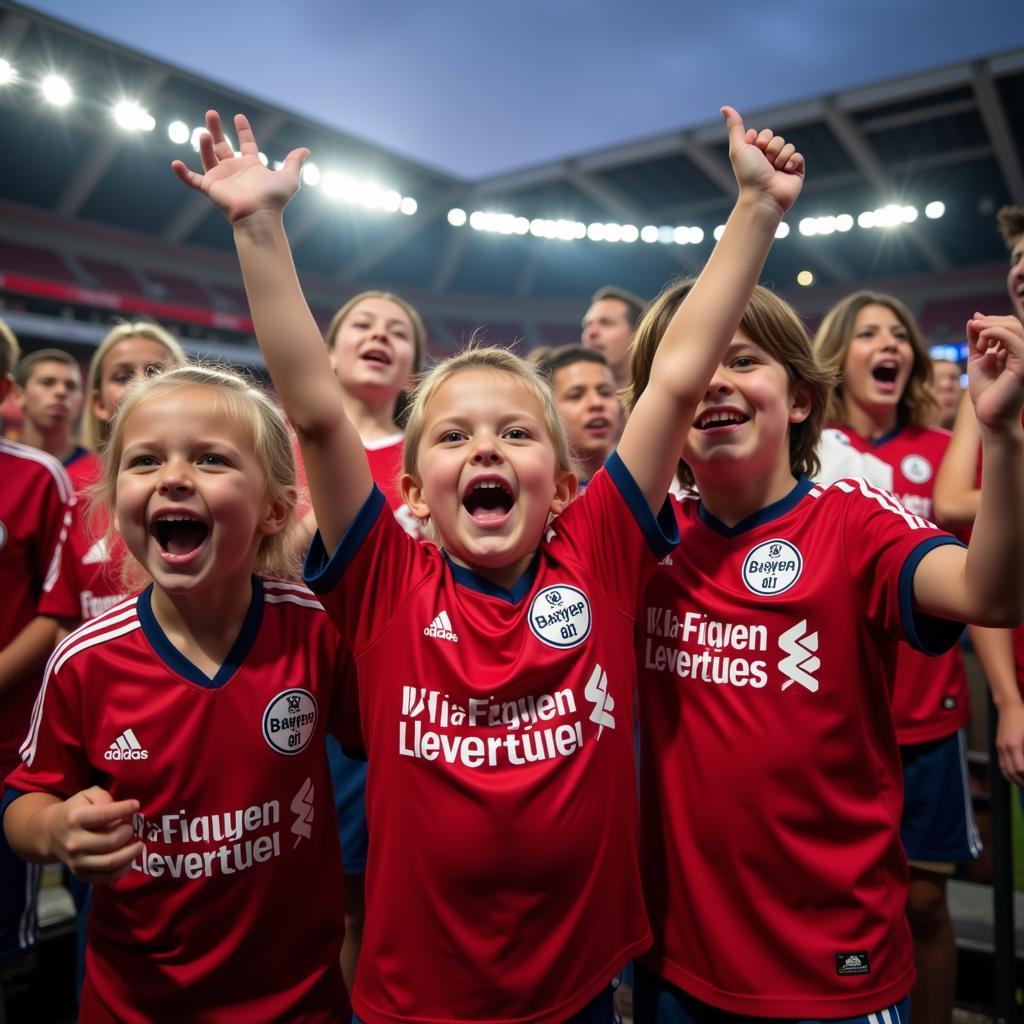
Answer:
[
  {"left": 156, "top": 514, "right": 199, "bottom": 523},
  {"left": 474, "top": 482, "right": 504, "bottom": 489}
]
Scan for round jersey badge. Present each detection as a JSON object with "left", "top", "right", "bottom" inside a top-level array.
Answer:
[
  {"left": 742, "top": 539, "right": 803, "bottom": 596},
  {"left": 262, "top": 689, "right": 318, "bottom": 756},
  {"left": 900, "top": 454, "right": 933, "bottom": 484},
  {"left": 528, "top": 584, "right": 592, "bottom": 649}
]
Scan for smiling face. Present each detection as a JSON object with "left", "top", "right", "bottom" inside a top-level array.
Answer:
[
  {"left": 1009, "top": 232, "right": 1024, "bottom": 321},
  {"left": 839, "top": 303, "right": 914, "bottom": 430},
  {"left": 550, "top": 359, "right": 623, "bottom": 471},
  {"left": 402, "top": 368, "right": 574, "bottom": 587},
  {"left": 115, "top": 386, "right": 285, "bottom": 597},
  {"left": 684, "top": 333, "right": 810, "bottom": 492},
  {"left": 94, "top": 337, "right": 178, "bottom": 427},
  {"left": 328, "top": 297, "right": 417, "bottom": 406}
]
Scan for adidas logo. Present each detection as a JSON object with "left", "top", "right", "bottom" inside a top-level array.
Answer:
[
  {"left": 423, "top": 610, "right": 459, "bottom": 643},
  {"left": 82, "top": 537, "right": 110, "bottom": 565},
  {"left": 104, "top": 728, "right": 149, "bottom": 761}
]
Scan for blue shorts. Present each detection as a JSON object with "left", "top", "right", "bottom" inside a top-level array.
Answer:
[
  {"left": 634, "top": 964, "right": 908, "bottom": 1024},
  {"left": 327, "top": 735, "right": 368, "bottom": 875},
  {"left": 900, "top": 729, "right": 981, "bottom": 864},
  {"left": 353, "top": 985, "right": 614, "bottom": 1024},
  {"left": 0, "top": 818, "right": 40, "bottom": 961}
]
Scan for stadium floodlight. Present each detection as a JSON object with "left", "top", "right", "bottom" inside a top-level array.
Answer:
[
  {"left": 673, "top": 226, "right": 689, "bottom": 245},
  {"left": 799, "top": 218, "right": 817, "bottom": 237},
  {"left": 902, "top": 205, "right": 918, "bottom": 223},
  {"left": 0, "top": 59, "right": 16, "bottom": 85},
  {"left": 380, "top": 189, "right": 402, "bottom": 213},
  {"left": 300, "top": 162, "right": 321, "bottom": 187},
  {"left": 775, "top": 222, "right": 790, "bottom": 239},
  {"left": 272, "top": 160, "right": 284, "bottom": 171},
  {"left": 835, "top": 214, "right": 853, "bottom": 232},
  {"left": 688, "top": 226, "right": 704, "bottom": 245},
  {"left": 658, "top": 226, "right": 675, "bottom": 245},
  {"left": 190, "top": 126, "right": 207, "bottom": 151},
  {"left": 401, "top": 197, "right": 418, "bottom": 216},
  {"left": 713, "top": 225, "right": 726, "bottom": 241},
  {"left": 41, "top": 74, "right": 72, "bottom": 106},
  {"left": 621, "top": 224, "right": 639, "bottom": 244},
  {"left": 797, "top": 270, "right": 814, "bottom": 287},
  {"left": 587, "top": 223, "right": 606, "bottom": 241},
  {"left": 448, "top": 208, "right": 467, "bottom": 227},
  {"left": 469, "top": 211, "right": 487, "bottom": 230},
  {"left": 513, "top": 216, "right": 529, "bottom": 235},
  {"left": 857, "top": 211, "right": 876, "bottom": 229},
  {"left": 603, "top": 223, "right": 623, "bottom": 243},
  {"left": 258, "top": 152, "right": 268, "bottom": 166},
  {"left": 876, "top": 204, "right": 905, "bottom": 228},
  {"left": 640, "top": 225, "right": 659, "bottom": 243},
  {"left": 167, "top": 120, "right": 190, "bottom": 144},
  {"left": 113, "top": 101, "right": 155, "bottom": 132},
  {"left": 925, "top": 201, "right": 945, "bottom": 220}
]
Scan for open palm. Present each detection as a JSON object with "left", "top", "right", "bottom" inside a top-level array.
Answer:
[{"left": 171, "top": 110, "right": 308, "bottom": 224}]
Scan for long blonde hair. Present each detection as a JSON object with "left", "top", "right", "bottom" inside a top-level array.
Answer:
[{"left": 92, "top": 364, "right": 301, "bottom": 586}]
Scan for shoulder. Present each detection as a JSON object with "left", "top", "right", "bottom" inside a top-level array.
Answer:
[
  {"left": 260, "top": 578, "right": 327, "bottom": 614},
  {"left": 0, "top": 439, "right": 73, "bottom": 502},
  {"left": 815, "top": 476, "right": 934, "bottom": 529},
  {"left": 47, "top": 594, "right": 143, "bottom": 677}
]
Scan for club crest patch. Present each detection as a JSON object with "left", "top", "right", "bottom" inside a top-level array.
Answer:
[
  {"left": 901, "top": 454, "right": 932, "bottom": 484},
  {"left": 263, "top": 689, "right": 318, "bottom": 756},
  {"left": 742, "top": 539, "right": 802, "bottom": 596},
  {"left": 529, "top": 584, "right": 591, "bottom": 649}
]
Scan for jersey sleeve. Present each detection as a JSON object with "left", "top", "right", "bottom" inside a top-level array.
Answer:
[
  {"left": 37, "top": 501, "right": 84, "bottom": 619},
  {"left": 554, "top": 452, "right": 679, "bottom": 609},
  {"left": 303, "top": 485, "right": 432, "bottom": 654},
  {"left": 835, "top": 478, "right": 965, "bottom": 655},
  {"left": 32, "top": 470, "right": 74, "bottom": 611}
]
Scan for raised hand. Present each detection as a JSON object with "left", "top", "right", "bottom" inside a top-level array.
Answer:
[
  {"left": 47, "top": 786, "right": 141, "bottom": 885},
  {"left": 171, "top": 110, "right": 308, "bottom": 225},
  {"left": 721, "top": 105, "right": 805, "bottom": 216},
  {"left": 967, "top": 314, "right": 1024, "bottom": 433}
]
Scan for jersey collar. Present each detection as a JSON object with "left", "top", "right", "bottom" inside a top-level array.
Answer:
[
  {"left": 442, "top": 551, "right": 540, "bottom": 605},
  {"left": 136, "top": 576, "right": 265, "bottom": 689},
  {"left": 698, "top": 475, "right": 815, "bottom": 538}
]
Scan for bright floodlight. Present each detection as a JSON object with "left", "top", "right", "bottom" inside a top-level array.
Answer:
[
  {"left": 798, "top": 218, "right": 817, "bottom": 237},
  {"left": 658, "top": 226, "right": 675, "bottom": 244},
  {"left": 858, "top": 211, "right": 876, "bottom": 229},
  {"left": 640, "top": 225, "right": 659, "bottom": 243},
  {"left": 835, "top": 214, "right": 854, "bottom": 232},
  {"left": 902, "top": 205, "right": 918, "bottom": 223},
  {"left": 925, "top": 201, "right": 945, "bottom": 220},
  {"left": 713, "top": 224, "right": 726, "bottom": 241},
  {"left": 775, "top": 222, "right": 790, "bottom": 239},
  {"left": 190, "top": 126, "right": 207, "bottom": 151},
  {"left": 301, "top": 162, "right": 321, "bottom": 187},
  {"left": 621, "top": 224, "right": 639, "bottom": 243},
  {"left": 400, "top": 196, "right": 418, "bottom": 216},
  {"left": 168, "top": 120, "right": 189, "bottom": 144},
  {"left": 797, "top": 270, "right": 814, "bottom": 287},
  {"left": 688, "top": 226, "right": 704, "bottom": 245},
  {"left": 258, "top": 151, "right": 269, "bottom": 166},
  {"left": 0, "top": 59, "right": 16, "bottom": 85},
  {"left": 603, "top": 223, "right": 623, "bottom": 243},
  {"left": 42, "top": 74, "right": 72, "bottom": 106},
  {"left": 587, "top": 223, "right": 606, "bottom": 241},
  {"left": 113, "top": 101, "right": 154, "bottom": 132},
  {"left": 673, "top": 226, "right": 689, "bottom": 245},
  {"left": 448, "top": 208, "right": 467, "bottom": 227},
  {"left": 877, "top": 204, "right": 904, "bottom": 228}
]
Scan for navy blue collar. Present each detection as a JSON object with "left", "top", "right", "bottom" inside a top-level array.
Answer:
[
  {"left": 137, "top": 577, "right": 264, "bottom": 689},
  {"left": 698, "top": 476, "right": 814, "bottom": 538},
  {"left": 442, "top": 550, "right": 540, "bottom": 605},
  {"left": 843, "top": 424, "right": 903, "bottom": 449},
  {"left": 62, "top": 445, "right": 89, "bottom": 468}
]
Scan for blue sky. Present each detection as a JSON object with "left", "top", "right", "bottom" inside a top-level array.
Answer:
[{"left": 23, "top": 0, "right": 1024, "bottom": 179}]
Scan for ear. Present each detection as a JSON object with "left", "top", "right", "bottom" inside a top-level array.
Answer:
[
  {"left": 259, "top": 486, "right": 297, "bottom": 538},
  {"left": 12, "top": 383, "right": 26, "bottom": 409},
  {"left": 789, "top": 381, "right": 813, "bottom": 425},
  {"left": 399, "top": 472, "right": 431, "bottom": 523},
  {"left": 549, "top": 468, "right": 578, "bottom": 515},
  {"left": 93, "top": 389, "right": 113, "bottom": 425}
]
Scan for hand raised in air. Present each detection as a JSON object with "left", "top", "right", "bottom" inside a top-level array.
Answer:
[
  {"left": 171, "top": 110, "right": 309, "bottom": 225},
  {"left": 967, "top": 313, "right": 1024, "bottom": 434},
  {"left": 721, "top": 105, "right": 805, "bottom": 216}
]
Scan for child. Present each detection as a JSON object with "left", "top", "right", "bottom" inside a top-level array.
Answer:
[
  {"left": 171, "top": 105, "right": 805, "bottom": 1023},
  {"left": 0, "top": 318, "right": 74, "bottom": 1004},
  {"left": 815, "top": 292, "right": 977, "bottom": 1022},
  {"left": 628, "top": 279, "right": 1024, "bottom": 1021},
  {"left": 3, "top": 365, "right": 352, "bottom": 1022}
]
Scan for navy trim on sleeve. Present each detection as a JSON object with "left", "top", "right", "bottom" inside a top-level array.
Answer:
[
  {"left": 898, "top": 535, "right": 967, "bottom": 655},
  {"left": 1, "top": 788, "right": 28, "bottom": 827},
  {"left": 603, "top": 452, "right": 679, "bottom": 557},
  {"left": 304, "top": 486, "right": 387, "bottom": 595},
  {"left": 138, "top": 576, "right": 265, "bottom": 689}
]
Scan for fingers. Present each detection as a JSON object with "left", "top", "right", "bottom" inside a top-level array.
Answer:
[
  {"left": 170, "top": 160, "right": 203, "bottom": 191},
  {"left": 720, "top": 105, "right": 746, "bottom": 150},
  {"left": 71, "top": 840, "right": 143, "bottom": 886},
  {"left": 205, "top": 109, "right": 235, "bottom": 162},
  {"left": 72, "top": 796, "right": 139, "bottom": 831},
  {"left": 281, "top": 147, "right": 311, "bottom": 179},
  {"left": 234, "top": 113, "right": 259, "bottom": 156}
]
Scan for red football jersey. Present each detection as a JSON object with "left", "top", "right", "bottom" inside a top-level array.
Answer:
[
  {"left": 0, "top": 440, "right": 72, "bottom": 772},
  {"left": 829, "top": 425, "right": 969, "bottom": 743},
  {"left": 305, "top": 454, "right": 676, "bottom": 1024},
  {"left": 7, "top": 579, "right": 352, "bottom": 1023},
  {"left": 63, "top": 446, "right": 102, "bottom": 494},
  {"left": 638, "top": 477, "right": 964, "bottom": 1017}
]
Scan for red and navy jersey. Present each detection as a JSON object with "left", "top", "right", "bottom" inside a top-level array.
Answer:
[
  {"left": 6, "top": 578, "right": 352, "bottom": 1023},
  {"left": 830, "top": 425, "right": 969, "bottom": 743},
  {"left": 305, "top": 452, "right": 677, "bottom": 1024},
  {"left": 638, "top": 477, "right": 964, "bottom": 1018},
  {"left": 0, "top": 440, "right": 72, "bottom": 772},
  {"left": 40, "top": 448, "right": 132, "bottom": 623}
]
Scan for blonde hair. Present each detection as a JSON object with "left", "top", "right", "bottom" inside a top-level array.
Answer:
[
  {"left": 91, "top": 364, "right": 301, "bottom": 588},
  {"left": 628, "top": 278, "right": 835, "bottom": 490},
  {"left": 83, "top": 321, "right": 188, "bottom": 450},
  {"left": 813, "top": 291, "right": 935, "bottom": 429},
  {"left": 402, "top": 346, "right": 573, "bottom": 480},
  {"left": 0, "top": 318, "right": 20, "bottom": 379}
]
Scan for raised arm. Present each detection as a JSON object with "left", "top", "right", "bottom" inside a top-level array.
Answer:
[
  {"left": 932, "top": 389, "right": 982, "bottom": 528},
  {"left": 618, "top": 106, "right": 804, "bottom": 511},
  {"left": 913, "top": 314, "right": 1024, "bottom": 625},
  {"left": 172, "top": 111, "right": 371, "bottom": 552}
]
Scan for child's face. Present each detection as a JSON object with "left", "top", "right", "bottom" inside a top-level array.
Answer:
[
  {"left": 684, "top": 334, "right": 809, "bottom": 486},
  {"left": 329, "top": 298, "right": 416, "bottom": 405},
  {"left": 403, "top": 369, "right": 573, "bottom": 582},
  {"left": 115, "top": 387, "right": 284, "bottom": 596},
  {"left": 840, "top": 304, "right": 914, "bottom": 422},
  {"left": 551, "top": 360, "right": 623, "bottom": 469},
  {"left": 95, "top": 337, "right": 177, "bottom": 425}
]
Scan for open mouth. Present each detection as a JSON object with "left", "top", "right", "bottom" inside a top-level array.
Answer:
[
  {"left": 361, "top": 349, "right": 392, "bottom": 366},
  {"left": 151, "top": 513, "right": 209, "bottom": 557},
  {"left": 694, "top": 410, "right": 750, "bottom": 431},
  {"left": 585, "top": 417, "right": 611, "bottom": 432},
  {"left": 872, "top": 363, "right": 899, "bottom": 384},
  {"left": 462, "top": 479, "right": 514, "bottom": 523}
]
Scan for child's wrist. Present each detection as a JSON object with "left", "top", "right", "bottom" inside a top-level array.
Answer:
[
  {"left": 231, "top": 207, "right": 286, "bottom": 240},
  {"left": 734, "top": 189, "right": 786, "bottom": 223}
]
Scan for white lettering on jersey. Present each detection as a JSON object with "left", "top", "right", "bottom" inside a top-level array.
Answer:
[
  {"left": 104, "top": 727, "right": 149, "bottom": 761},
  {"left": 778, "top": 620, "right": 820, "bottom": 693},
  {"left": 584, "top": 664, "right": 615, "bottom": 739},
  {"left": 290, "top": 778, "right": 314, "bottom": 848}
]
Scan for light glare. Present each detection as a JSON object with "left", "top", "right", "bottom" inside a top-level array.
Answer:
[
  {"left": 301, "top": 162, "right": 321, "bottom": 187},
  {"left": 448, "top": 208, "right": 467, "bottom": 226},
  {"left": 775, "top": 222, "right": 790, "bottom": 239},
  {"left": 0, "top": 59, "right": 15, "bottom": 85},
  {"left": 400, "top": 196, "right": 418, "bottom": 216},
  {"left": 713, "top": 225, "right": 726, "bottom": 241},
  {"left": 42, "top": 74, "right": 72, "bottom": 106},
  {"left": 641, "top": 225, "right": 659, "bottom": 243},
  {"left": 925, "top": 201, "right": 945, "bottom": 219},
  {"left": 797, "top": 270, "right": 814, "bottom": 287},
  {"left": 168, "top": 120, "right": 189, "bottom": 144}
]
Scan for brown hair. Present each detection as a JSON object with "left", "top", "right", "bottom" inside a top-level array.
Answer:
[
  {"left": 14, "top": 348, "right": 80, "bottom": 389},
  {"left": 627, "top": 277, "right": 835, "bottom": 490},
  {"left": 813, "top": 291, "right": 935, "bottom": 429},
  {"left": 0, "top": 319, "right": 21, "bottom": 379},
  {"left": 997, "top": 205, "right": 1024, "bottom": 253},
  {"left": 91, "top": 364, "right": 301, "bottom": 587},
  {"left": 589, "top": 285, "right": 645, "bottom": 329},
  {"left": 83, "top": 321, "right": 187, "bottom": 450}
]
